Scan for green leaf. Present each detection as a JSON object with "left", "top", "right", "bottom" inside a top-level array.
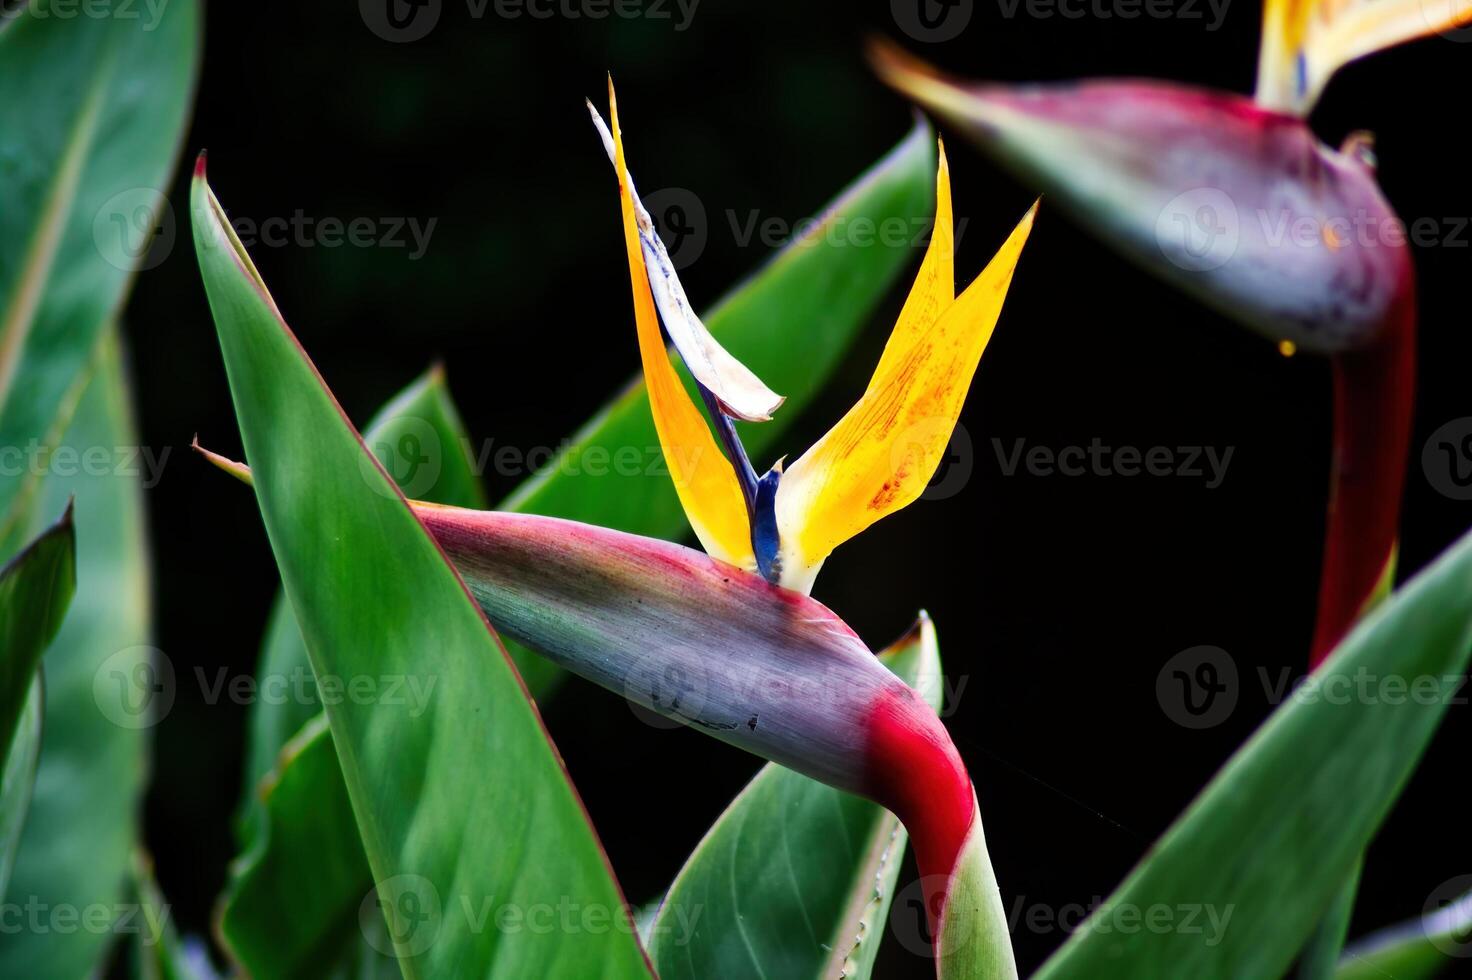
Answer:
[
  {"left": 128, "top": 851, "right": 220, "bottom": 980},
  {"left": 0, "top": 505, "right": 75, "bottom": 758},
  {"left": 648, "top": 615, "right": 944, "bottom": 979},
  {"left": 0, "top": 678, "right": 42, "bottom": 905},
  {"left": 1033, "top": 526, "right": 1472, "bottom": 980},
  {"left": 193, "top": 167, "right": 654, "bottom": 980},
  {"left": 0, "top": 328, "right": 155, "bottom": 976},
  {"left": 238, "top": 367, "right": 487, "bottom": 836},
  {"left": 498, "top": 119, "right": 934, "bottom": 695},
  {"left": 0, "top": 503, "right": 75, "bottom": 900},
  {"left": 223, "top": 370, "right": 490, "bottom": 977},
  {"left": 1335, "top": 886, "right": 1472, "bottom": 980},
  {"left": 221, "top": 716, "right": 400, "bottom": 979},
  {"left": 0, "top": 0, "right": 200, "bottom": 540}
]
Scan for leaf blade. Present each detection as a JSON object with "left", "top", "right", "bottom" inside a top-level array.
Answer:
[{"left": 192, "top": 168, "right": 654, "bottom": 980}]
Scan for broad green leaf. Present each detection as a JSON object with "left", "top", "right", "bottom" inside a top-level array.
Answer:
[
  {"left": 1335, "top": 887, "right": 1472, "bottom": 980},
  {"left": 0, "top": 679, "right": 42, "bottom": 904},
  {"left": 648, "top": 615, "right": 944, "bottom": 979},
  {"left": 225, "top": 371, "right": 488, "bottom": 978},
  {"left": 498, "top": 120, "right": 935, "bottom": 695},
  {"left": 239, "top": 366, "right": 487, "bottom": 836},
  {"left": 0, "top": 505, "right": 75, "bottom": 758},
  {"left": 0, "top": 503, "right": 75, "bottom": 900},
  {"left": 0, "top": 0, "right": 199, "bottom": 540},
  {"left": 193, "top": 168, "right": 654, "bottom": 980},
  {"left": 1034, "top": 526, "right": 1472, "bottom": 980},
  {"left": 0, "top": 328, "right": 155, "bottom": 976}
]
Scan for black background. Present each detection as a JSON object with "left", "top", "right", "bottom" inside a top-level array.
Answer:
[{"left": 124, "top": 0, "right": 1471, "bottom": 975}]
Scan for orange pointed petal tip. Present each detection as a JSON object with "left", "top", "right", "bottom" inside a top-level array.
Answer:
[{"left": 588, "top": 83, "right": 755, "bottom": 570}]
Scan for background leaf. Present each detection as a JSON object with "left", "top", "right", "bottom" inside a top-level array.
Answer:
[
  {"left": 194, "top": 170, "right": 654, "bottom": 979},
  {"left": 0, "top": 329, "right": 156, "bottom": 975},
  {"left": 1335, "top": 887, "right": 1472, "bottom": 980},
  {"left": 0, "top": 504, "right": 75, "bottom": 900},
  {"left": 0, "top": 0, "right": 199, "bottom": 542},
  {"left": 237, "top": 367, "right": 486, "bottom": 838},
  {"left": 1033, "top": 525, "right": 1472, "bottom": 980},
  {"left": 648, "top": 614, "right": 944, "bottom": 980}
]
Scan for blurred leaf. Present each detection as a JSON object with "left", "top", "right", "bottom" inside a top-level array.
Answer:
[
  {"left": 0, "top": 678, "right": 41, "bottom": 904},
  {"left": 648, "top": 615, "right": 944, "bottom": 979},
  {"left": 1335, "top": 887, "right": 1472, "bottom": 980},
  {"left": 129, "top": 851, "right": 221, "bottom": 980},
  {"left": 238, "top": 367, "right": 486, "bottom": 838},
  {"left": 0, "top": 505, "right": 74, "bottom": 757},
  {"left": 0, "top": 0, "right": 199, "bottom": 542},
  {"left": 0, "top": 328, "right": 155, "bottom": 976},
  {"left": 0, "top": 503, "right": 75, "bottom": 900},
  {"left": 499, "top": 120, "right": 935, "bottom": 695},
  {"left": 193, "top": 170, "right": 654, "bottom": 979},
  {"left": 1034, "top": 526, "right": 1472, "bottom": 980}
]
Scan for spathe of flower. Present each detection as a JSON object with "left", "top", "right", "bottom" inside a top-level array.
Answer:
[
  {"left": 869, "top": 26, "right": 1431, "bottom": 666},
  {"left": 591, "top": 81, "right": 1035, "bottom": 594},
  {"left": 193, "top": 442, "right": 1014, "bottom": 976}
]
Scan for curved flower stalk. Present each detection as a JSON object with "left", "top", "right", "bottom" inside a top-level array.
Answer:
[
  {"left": 590, "top": 82, "right": 1035, "bottom": 594},
  {"left": 869, "top": 0, "right": 1464, "bottom": 663}
]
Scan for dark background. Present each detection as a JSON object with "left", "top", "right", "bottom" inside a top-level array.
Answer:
[{"left": 124, "top": 0, "right": 1471, "bottom": 975}]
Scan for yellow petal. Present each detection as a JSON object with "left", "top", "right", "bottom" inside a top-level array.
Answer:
[
  {"left": 598, "top": 82, "right": 754, "bottom": 570},
  {"left": 1256, "top": 0, "right": 1472, "bottom": 113},
  {"left": 869, "top": 141, "right": 955, "bottom": 392},
  {"left": 774, "top": 195, "right": 1036, "bottom": 593}
]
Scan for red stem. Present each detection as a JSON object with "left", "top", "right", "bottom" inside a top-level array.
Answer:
[
  {"left": 1309, "top": 292, "right": 1416, "bottom": 668},
  {"left": 864, "top": 686, "right": 976, "bottom": 933}
]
